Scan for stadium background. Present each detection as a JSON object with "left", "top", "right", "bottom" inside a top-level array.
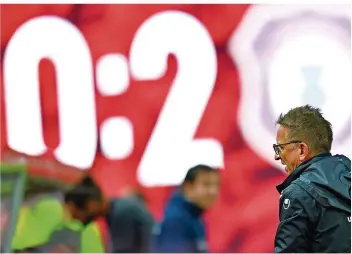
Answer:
[{"left": 1, "top": 4, "right": 351, "bottom": 252}]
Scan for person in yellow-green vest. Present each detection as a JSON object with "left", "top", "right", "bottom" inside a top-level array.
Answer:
[
  {"left": 11, "top": 195, "right": 105, "bottom": 253},
  {"left": 12, "top": 175, "right": 154, "bottom": 253}
]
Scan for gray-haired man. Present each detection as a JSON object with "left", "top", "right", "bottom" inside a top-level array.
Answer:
[{"left": 273, "top": 105, "right": 350, "bottom": 253}]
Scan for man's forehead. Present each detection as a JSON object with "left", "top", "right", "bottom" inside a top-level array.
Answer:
[
  {"left": 276, "top": 125, "right": 288, "bottom": 142},
  {"left": 194, "top": 171, "right": 219, "bottom": 182}
]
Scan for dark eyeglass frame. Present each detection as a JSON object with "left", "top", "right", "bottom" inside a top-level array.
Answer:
[{"left": 273, "top": 140, "right": 301, "bottom": 156}]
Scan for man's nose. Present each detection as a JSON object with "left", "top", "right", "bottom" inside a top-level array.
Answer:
[{"left": 274, "top": 154, "right": 281, "bottom": 161}]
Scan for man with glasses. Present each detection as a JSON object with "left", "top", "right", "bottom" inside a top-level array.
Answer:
[{"left": 273, "top": 105, "right": 351, "bottom": 253}]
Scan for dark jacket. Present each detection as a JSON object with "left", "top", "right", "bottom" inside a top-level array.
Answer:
[
  {"left": 275, "top": 153, "right": 351, "bottom": 253},
  {"left": 106, "top": 197, "right": 154, "bottom": 253},
  {"left": 151, "top": 191, "right": 208, "bottom": 253}
]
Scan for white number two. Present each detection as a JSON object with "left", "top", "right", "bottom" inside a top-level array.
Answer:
[
  {"left": 130, "top": 11, "right": 224, "bottom": 187},
  {"left": 3, "top": 16, "right": 97, "bottom": 169}
]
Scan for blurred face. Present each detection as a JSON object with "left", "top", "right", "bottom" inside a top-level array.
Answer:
[
  {"left": 185, "top": 171, "right": 220, "bottom": 209},
  {"left": 274, "top": 126, "right": 310, "bottom": 174},
  {"left": 68, "top": 199, "right": 106, "bottom": 226}
]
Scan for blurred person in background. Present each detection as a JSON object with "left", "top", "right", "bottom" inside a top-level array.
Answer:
[
  {"left": 64, "top": 175, "right": 154, "bottom": 253},
  {"left": 12, "top": 175, "right": 154, "bottom": 253},
  {"left": 151, "top": 164, "right": 220, "bottom": 253},
  {"left": 273, "top": 105, "right": 351, "bottom": 253},
  {"left": 11, "top": 194, "right": 84, "bottom": 253}
]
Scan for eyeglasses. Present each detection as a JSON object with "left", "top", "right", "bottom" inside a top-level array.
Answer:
[{"left": 273, "top": 141, "right": 301, "bottom": 156}]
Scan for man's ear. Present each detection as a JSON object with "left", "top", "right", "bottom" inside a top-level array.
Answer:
[{"left": 299, "top": 142, "right": 310, "bottom": 160}]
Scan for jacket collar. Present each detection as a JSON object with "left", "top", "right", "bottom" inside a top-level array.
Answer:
[
  {"left": 171, "top": 190, "right": 204, "bottom": 217},
  {"left": 184, "top": 196, "right": 204, "bottom": 217},
  {"left": 276, "top": 152, "right": 332, "bottom": 193}
]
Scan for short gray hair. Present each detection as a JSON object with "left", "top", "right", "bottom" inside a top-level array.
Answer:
[{"left": 276, "top": 105, "right": 333, "bottom": 152}]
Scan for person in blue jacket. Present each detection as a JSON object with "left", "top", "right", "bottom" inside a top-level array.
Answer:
[
  {"left": 273, "top": 105, "right": 351, "bottom": 253},
  {"left": 152, "top": 164, "right": 220, "bottom": 253}
]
